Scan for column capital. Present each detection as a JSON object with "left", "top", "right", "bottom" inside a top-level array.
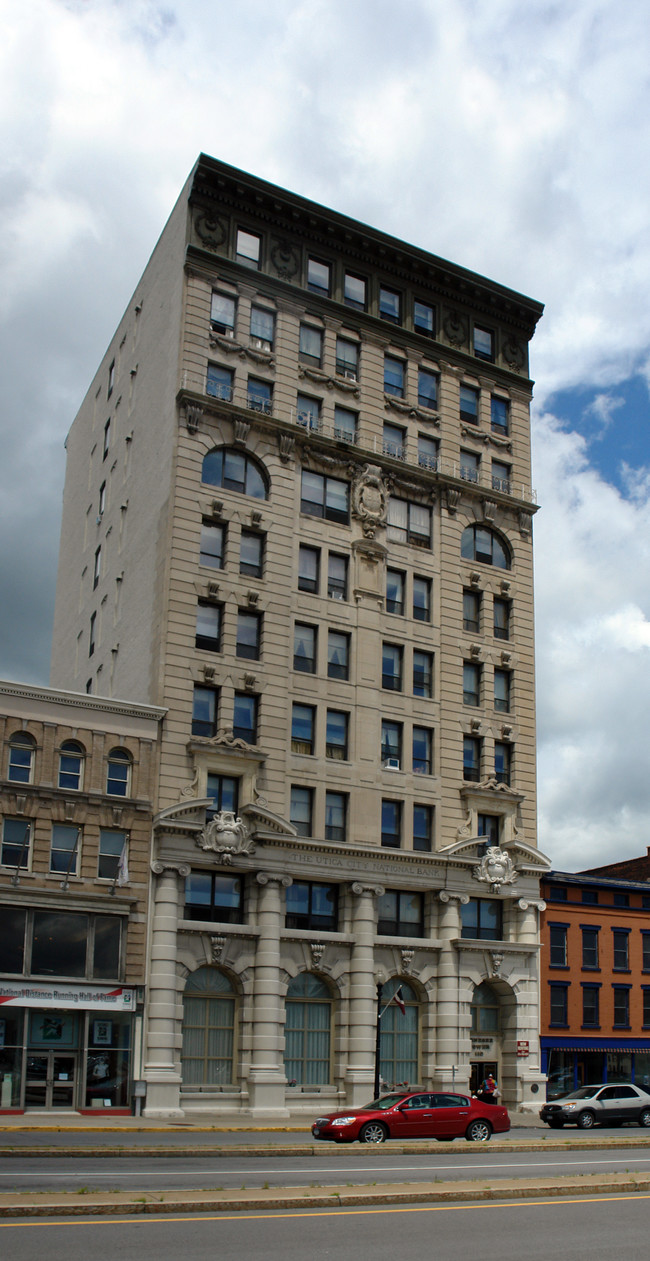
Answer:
[
  {"left": 351, "top": 881, "right": 385, "bottom": 898},
  {"left": 151, "top": 860, "right": 191, "bottom": 878},
  {"left": 517, "top": 898, "right": 546, "bottom": 912},
  {"left": 438, "top": 891, "right": 470, "bottom": 905},
  {"left": 256, "top": 871, "right": 292, "bottom": 888}
]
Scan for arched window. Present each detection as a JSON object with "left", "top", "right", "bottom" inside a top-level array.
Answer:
[
  {"left": 58, "top": 741, "right": 85, "bottom": 791},
  {"left": 181, "top": 967, "right": 236, "bottom": 1087},
  {"left": 7, "top": 732, "right": 36, "bottom": 784},
  {"left": 379, "top": 978, "right": 419, "bottom": 1088},
  {"left": 106, "top": 748, "right": 132, "bottom": 796},
  {"left": 471, "top": 981, "right": 500, "bottom": 1034},
  {"left": 201, "top": 447, "right": 268, "bottom": 500},
  {"left": 461, "top": 525, "right": 511, "bottom": 569},
  {"left": 284, "top": 973, "right": 332, "bottom": 1086}
]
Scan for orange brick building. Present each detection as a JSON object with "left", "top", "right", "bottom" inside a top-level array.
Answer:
[{"left": 540, "top": 852, "right": 650, "bottom": 1098}]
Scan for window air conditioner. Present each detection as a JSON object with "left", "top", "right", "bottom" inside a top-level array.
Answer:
[
  {"left": 343, "top": 368, "right": 357, "bottom": 380},
  {"left": 250, "top": 337, "right": 270, "bottom": 351},
  {"left": 383, "top": 757, "right": 401, "bottom": 770}
]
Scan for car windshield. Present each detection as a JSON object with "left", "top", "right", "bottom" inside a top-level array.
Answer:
[
  {"left": 569, "top": 1087, "right": 601, "bottom": 1099},
  {"left": 362, "top": 1094, "right": 408, "bottom": 1111}
]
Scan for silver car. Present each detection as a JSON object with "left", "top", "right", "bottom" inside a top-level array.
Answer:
[{"left": 540, "top": 1083, "right": 650, "bottom": 1129}]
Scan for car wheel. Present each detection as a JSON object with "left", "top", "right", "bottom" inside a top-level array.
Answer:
[
  {"left": 358, "top": 1121, "right": 388, "bottom": 1144},
  {"left": 576, "top": 1110, "right": 595, "bottom": 1129},
  {"left": 548, "top": 1119, "right": 564, "bottom": 1129},
  {"left": 466, "top": 1119, "right": 492, "bottom": 1142},
  {"left": 638, "top": 1108, "right": 650, "bottom": 1127}
]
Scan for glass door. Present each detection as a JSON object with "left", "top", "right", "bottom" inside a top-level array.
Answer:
[{"left": 24, "top": 1052, "right": 77, "bottom": 1108}]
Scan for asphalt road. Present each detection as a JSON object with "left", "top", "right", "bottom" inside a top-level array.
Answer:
[
  {"left": 4, "top": 1146, "right": 650, "bottom": 1193},
  {"left": 1, "top": 1194, "right": 649, "bottom": 1261}
]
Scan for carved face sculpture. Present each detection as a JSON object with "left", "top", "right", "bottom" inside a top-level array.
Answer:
[{"left": 486, "top": 847, "right": 507, "bottom": 878}]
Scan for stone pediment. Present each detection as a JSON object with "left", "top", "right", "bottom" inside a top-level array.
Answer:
[{"left": 241, "top": 802, "right": 297, "bottom": 837}]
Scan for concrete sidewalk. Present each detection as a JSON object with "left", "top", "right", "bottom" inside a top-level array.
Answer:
[{"left": 0, "top": 1109, "right": 545, "bottom": 1131}]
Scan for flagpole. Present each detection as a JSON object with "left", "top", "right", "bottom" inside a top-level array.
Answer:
[{"left": 373, "top": 981, "right": 383, "bottom": 1100}]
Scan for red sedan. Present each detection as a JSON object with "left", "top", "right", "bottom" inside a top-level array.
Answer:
[{"left": 312, "top": 1090, "right": 510, "bottom": 1143}]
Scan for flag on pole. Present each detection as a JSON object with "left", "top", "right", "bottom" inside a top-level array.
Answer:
[
  {"left": 116, "top": 841, "right": 129, "bottom": 886},
  {"left": 391, "top": 985, "right": 406, "bottom": 1015}
]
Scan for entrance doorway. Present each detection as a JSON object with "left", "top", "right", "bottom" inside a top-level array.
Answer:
[
  {"left": 24, "top": 1052, "right": 77, "bottom": 1108},
  {"left": 470, "top": 1061, "right": 499, "bottom": 1096}
]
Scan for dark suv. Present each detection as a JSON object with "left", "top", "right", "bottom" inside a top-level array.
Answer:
[{"left": 540, "top": 1083, "right": 650, "bottom": 1129}]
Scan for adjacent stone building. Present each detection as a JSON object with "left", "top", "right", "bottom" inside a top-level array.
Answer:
[{"left": 49, "top": 155, "right": 549, "bottom": 1117}]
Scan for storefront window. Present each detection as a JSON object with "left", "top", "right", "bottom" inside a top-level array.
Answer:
[
  {"left": 0, "top": 907, "right": 26, "bottom": 974},
  {"left": 607, "top": 1051, "right": 633, "bottom": 1083},
  {"left": 32, "top": 912, "right": 88, "bottom": 978},
  {"left": 85, "top": 1014, "right": 131, "bottom": 1109},
  {"left": 0, "top": 1012, "right": 24, "bottom": 1107}
]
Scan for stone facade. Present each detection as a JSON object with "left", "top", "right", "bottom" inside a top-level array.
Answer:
[{"left": 50, "top": 155, "right": 549, "bottom": 1117}]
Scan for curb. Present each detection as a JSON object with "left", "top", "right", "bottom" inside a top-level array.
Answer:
[{"left": 1, "top": 1136, "right": 650, "bottom": 1158}]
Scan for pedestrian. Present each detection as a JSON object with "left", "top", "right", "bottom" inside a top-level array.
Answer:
[{"left": 480, "top": 1073, "right": 498, "bottom": 1104}]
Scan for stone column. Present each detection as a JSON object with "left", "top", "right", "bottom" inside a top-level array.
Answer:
[
  {"left": 345, "top": 882, "right": 384, "bottom": 1106},
  {"left": 511, "top": 897, "right": 547, "bottom": 1109},
  {"left": 143, "top": 860, "right": 190, "bottom": 1117},
  {"left": 435, "top": 892, "right": 469, "bottom": 1091},
  {"left": 246, "top": 871, "right": 292, "bottom": 1117}
]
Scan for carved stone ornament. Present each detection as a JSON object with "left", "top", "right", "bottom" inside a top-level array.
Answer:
[
  {"left": 209, "top": 934, "right": 226, "bottom": 963},
  {"left": 473, "top": 846, "right": 518, "bottom": 892},
  {"left": 310, "top": 942, "right": 326, "bottom": 968},
  {"left": 446, "top": 488, "right": 461, "bottom": 514},
  {"left": 443, "top": 310, "right": 468, "bottom": 347},
  {"left": 518, "top": 511, "right": 532, "bottom": 538},
  {"left": 401, "top": 948, "right": 415, "bottom": 973},
  {"left": 234, "top": 419, "right": 250, "bottom": 446},
  {"left": 194, "top": 209, "right": 228, "bottom": 250},
  {"left": 502, "top": 337, "right": 525, "bottom": 372},
  {"left": 351, "top": 464, "right": 390, "bottom": 538},
  {"left": 482, "top": 499, "right": 497, "bottom": 522},
  {"left": 184, "top": 403, "right": 203, "bottom": 433},
  {"left": 279, "top": 433, "right": 295, "bottom": 463},
  {"left": 489, "top": 951, "right": 504, "bottom": 977},
  {"left": 270, "top": 238, "right": 299, "bottom": 280},
  {"left": 197, "top": 810, "right": 255, "bottom": 864}
]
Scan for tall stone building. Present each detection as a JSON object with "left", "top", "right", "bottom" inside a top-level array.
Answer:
[{"left": 50, "top": 155, "right": 549, "bottom": 1118}]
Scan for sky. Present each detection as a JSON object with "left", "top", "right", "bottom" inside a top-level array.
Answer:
[{"left": 1, "top": 0, "right": 650, "bottom": 872}]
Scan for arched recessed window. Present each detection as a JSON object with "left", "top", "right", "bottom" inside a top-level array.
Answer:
[
  {"left": 284, "top": 973, "right": 332, "bottom": 1086},
  {"left": 471, "top": 981, "right": 500, "bottom": 1034},
  {"left": 201, "top": 446, "right": 268, "bottom": 500},
  {"left": 181, "top": 967, "right": 236, "bottom": 1087},
  {"left": 106, "top": 748, "right": 132, "bottom": 796},
  {"left": 461, "top": 525, "right": 511, "bottom": 570},
  {"left": 379, "top": 977, "right": 419, "bottom": 1088},
  {"left": 58, "top": 741, "right": 85, "bottom": 791},
  {"left": 7, "top": 732, "right": 36, "bottom": 784}
]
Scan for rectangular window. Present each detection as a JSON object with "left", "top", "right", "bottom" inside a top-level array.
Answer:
[
  {"left": 418, "top": 367, "right": 438, "bottom": 410},
  {"left": 89, "top": 611, "right": 96, "bottom": 657},
  {"left": 333, "top": 405, "right": 357, "bottom": 442},
  {"left": 414, "top": 300, "right": 435, "bottom": 337},
  {"left": 463, "top": 590, "right": 481, "bottom": 633},
  {"left": 474, "top": 325, "right": 494, "bottom": 361},
  {"left": 582, "top": 889, "right": 598, "bottom": 905},
  {"left": 613, "top": 986, "right": 630, "bottom": 1027},
  {"left": 290, "top": 786, "right": 313, "bottom": 838},
  {"left": 233, "top": 692, "right": 258, "bottom": 744},
  {"left": 344, "top": 272, "right": 366, "bottom": 310},
  {"left": 463, "top": 662, "right": 481, "bottom": 707},
  {"left": 418, "top": 434, "right": 439, "bottom": 471},
  {"left": 582, "top": 986, "right": 600, "bottom": 1027},
  {"left": 549, "top": 983, "right": 569, "bottom": 1026},
  {"left": 0, "top": 906, "right": 26, "bottom": 973},
  {"left": 493, "top": 597, "right": 510, "bottom": 640},
  {"left": 207, "top": 773, "right": 238, "bottom": 815},
  {"left": 381, "top": 800, "right": 402, "bottom": 849},
  {"left": 382, "top": 642, "right": 403, "bottom": 691},
  {"left": 98, "top": 829, "right": 127, "bottom": 881},
  {"left": 196, "top": 601, "right": 222, "bottom": 651},
  {"left": 494, "top": 740, "right": 511, "bottom": 785},
  {"left": 613, "top": 929, "right": 630, "bottom": 970},
  {"left": 286, "top": 880, "right": 338, "bottom": 930},
  {"left": 492, "top": 460, "right": 511, "bottom": 493},
  {"left": 613, "top": 892, "right": 630, "bottom": 907},
  {"left": 327, "top": 630, "right": 349, "bottom": 680},
  {"left": 335, "top": 337, "right": 359, "bottom": 379},
  {"left": 301, "top": 471, "right": 349, "bottom": 524},
  {"left": 478, "top": 814, "right": 500, "bottom": 845},
  {"left": 412, "top": 726, "right": 432, "bottom": 775},
  {"left": 307, "top": 258, "right": 330, "bottom": 297},
  {"left": 31, "top": 911, "right": 120, "bottom": 980},
  {"left": 299, "top": 323, "right": 323, "bottom": 365},
  {"left": 582, "top": 927, "right": 599, "bottom": 969},
  {"left": 381, "top": 720, "right": 402, "bottom": 767},
  {"left": 413, "top": 804, "right": 432, "bottom": 852},
  {"left": 294, "top": 622, "right": 317, "bottom": 673},
  {"left": 102, "top": 419, "right": 110, "bottom": 461},
  {"left": 240, "top": 530, "right": 264, "bottom": 578},
  {"left": 247, "top": 376, "right": 273, "bottom": 415},
  {"left": 494, "top": 668, "right": 511, "bottom": 712},
  {"left": 211, "top": 292, "right": 236, "bottom": 334},
  {"left": 463, "top": 735, "right": 481, "bottom": 782},
  {"left": 386, "top": 568, "right": 405, "bottom": 615},
  {"left": 1, "top": 818, "right": 31, "bottom": 869},
  {"left": 413, "top": 650, "right": 433, "bottom": 698},
  {"left": 292, "top": 703, "right": 315, "bottom": 755},
  {"left": 250, "top": 305, "right": 274, "bottom": 349},
  {"left": 459, "top": 384, "right": 479, "bottom": 423},
  {"left": 384, "top": 354, "right": 405, "bottom": 397},
  {"left": 491, "top": 396, "right": 509, "bottom": 435},
  {"left": 298, "top": 544, "right": 320, "bottom": 593},
  {"left": 185, "top": 871, "right": 243, "bottom": 924},
  {"left": 379, "top": 285, "right": 401, "bottom": 323},
  {"left": 236, "top": 610, "right": 261, "bottom": 659},
  {"left": 327, "top": 552, "right": 348, "bottom": 599},
  {"left": 192, "top": 685, "right": 218, "bottom": 738},
  {"left": 297, "top": 393, "right": 321, "bottom": 431},
  {"left": 460, "top": 450, "right": 480, "bottom": 483},
  {"left": 378, "top": 889, "right": 423, "bottom": 936},
  {"left": 387, "top": 500, "right": 431, "bottom": 549},
  {"left": 236, "top": 228, "right": 261, "bottom": 269},
  {"left": 200, "top": 521, "right": 225, "bottom": 570},
  {"left": 549, "top": 924, "right": 568, "bottom": 967},
  {"left": 206, "top": 363, "right": 234, "bottom": 402},
  {"left": 383, "top": 421, "right": 406, "bottom": 460},
  {"left": 326, "top": 709, "right": 348, "bottom": 760},
  {"left": 548, "top": 886, "right": 568, "bottom": 902},
  {"left": 644, "top": 989, "right": 650, "bottom": 1027},
  {"left": 643, "top": 932, "right": 650, "bottom": 971},
  {"left": 325, "top": 791, "right": 347, "bottom": 842},
  {"left": 461, "top": 898, "right": 503, "bottom": 941},
  {"left": 50, "top": 824, "right": 80, "bottom": 876}
]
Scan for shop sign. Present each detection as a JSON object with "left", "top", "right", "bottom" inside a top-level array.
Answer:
[
  {"left": 0, "top": 982, "right": 135, "bottom": 1011},
  {"left": 471, "top": 1036, "right": 494, "bottom": 1056},
  {"left": 517, "top": 1040, "right": 530, "bottom": 1057}
]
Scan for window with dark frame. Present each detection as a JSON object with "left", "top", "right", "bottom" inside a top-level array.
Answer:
[
  {"left": 463, "top": 662, "right": 481, "bottom": 707},
  {"left": 294, "top": 623, "right": 317, "bottom": 673},
  {"left": 478, "top": 814, "right": 500, "bottom": 846},
  {"left": 412, "top": 726, "right": 432, "bottom": 775},
  {"left": 418, "top": 367, "right": 438, "bottom": 410},
  {"left": 335, "top": 337, "right": 359, "bottom": 379},
  {"left": 494, "top": 740, "right": 511, "bottom": 785},
  {"left": 298, "top": 544, "right": 320, "bottom": 594},
  {"left": 381, "top": 720, "right": 402, "bottom": 766},
  {"left": 236, "top": 228, "right": 261, "bottom": 269},
  {"left": 184, "top": 872, "right": 244, "bottom": 924},
  {"left": 236, "top": 610, "right": 261, "bottom": 659},
  {"left": 549, "top": 983, "right": 569, "bottom": 1026},
  {"left": 381, "top": 799, "right": 402, "bottom": 848},
  {"left": 582, "top": 985, "right": 600, "bottom": 1027},
  {"left": 643, "top": 932, "right": 650, "bottom": 971},
  {"left": 299, "top": 323, "right": 323, "bottom": 365},
  {"left": 612, "top": 928, "right": 630, "bottom": 970},
  {"left": 211, "top": 292, "right": 236, "bottom": 334},
  {"left": 1, "top": 818, "right": 31, "bottom": 869},
  {"left": 382, "top": 642, "right": 403, "bottom": 691},
  {"left": 383, "top": 421, "right": 406, "bottom": 460},
  {"left": 206, "top": 774, "right": 238, "bottom": 816},
  {"left": 233, "top": 692, "right": 258, "bottom": 744},
  {"left": 240, "top": 530, "right": 264, "bottom": 578},
  {"left": 297, "top": 393, "right": 321, "bottom": 431},
  {"left": 206, "top": 363, "right": 234, "bottom": 402},
  {"left": 461, "top": 898, "right": 503, "bottom": 940},
  {"left": 192, "top": 685, "right": 218, "bottom": 738},
  {"left": 418, "top": 434, "right": 439, "bottom": 470},
  {"left": 461, "top": 525, "right": 510, "bottom": 569},
  {"left": 290, "top": 785, "right": 313, "bottom": 837},
  {"left": 379, "top": 286, "right": 401, "bottom": 323},
  {"left": 250, "top": 305, "right": 274, "bottom": 349},
  {"left": 49, "top": 824, "right": 80, "bottom": 875},
  {"left": 386, "top": 568, "right": 405, "bottom": 615},
  {"left": 200, "top": 521, "right": 225, "bottom": 569},
  {"left": 195, "top": 601, "right": 222, "bottom": 652},
  {"left": 202, "top": 447, "right": 268, "bottom": 499},
  {"left": 581, "top": 926, "right": 599, "bottom": 969},
  {"left": 326, "top": 709, "right": 348, "bottom": 760},
  {"left": 286, "top": 881, "right": 338, "bottom": 930},
  {"left": 327, "top": 552, "right": 348, "bottom": 599},
  {"left": 463, "top": 590, "right": 481, "bottom": 633},
  {"left": 414, "top": 300, "right": 434, "bottom": 337},
  {"left": 491, "top": 396, "right": 509, "bottom": 435},
  {"left": 613, "top": 986, "right": 631, "bottom": 1027},
  {"left": 247, "top": 376, "right": 273, "bottom": 415},
  {"left": 474, "top": 326, "right": 494, "bottom": 362},
  {"left": 307, "top": 258, "right": 330, "bottom": 297},
  {"left": 378, "top": 889, "right": 423, "bottom": 936},
  {"left": 333, "top": 405, "right": 357, "bottom": 442},
  {"left": 344, "top": 272, "right": 366, "bottom": 310},
  {"left": 459, "top": 384, "right": 479, "bottom": 423},
  {"left": 413, "top": 804, "right": 432, "bottom": 852},
  {"left": 384, "top": 354, "right": 405, "bottom": 397},
  {"left": 463, "top": 735, "right": 481, "bottom": 781},
  {"left": 493, "top": 597, "right": 510, "bottom": 640},
  {"left": 327, "top": 630, "right": 349, "bottom": 680},
  {"left": 325, "top": 792, "right": 347, "bottom": 843},
  {"left": 413, "top": 650, "right": 433, "bottom": 698},
  {"left": 300, "top": 470, "right": 349, "bottom": 524},
  {"left": 494, "top": 668, "right": 511, "bottom": 712},
  {"left": 387, "top": 500, "right": 431, "bottom": 548},
  {"left": 549, "top": 924, "right": 568, "bottom": 967},
  {"left": 98, "top": 829, "right": 127, "bottom": 880},
  {"left": 291, "top": 703, "right": 315, "bottom": 755}
]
